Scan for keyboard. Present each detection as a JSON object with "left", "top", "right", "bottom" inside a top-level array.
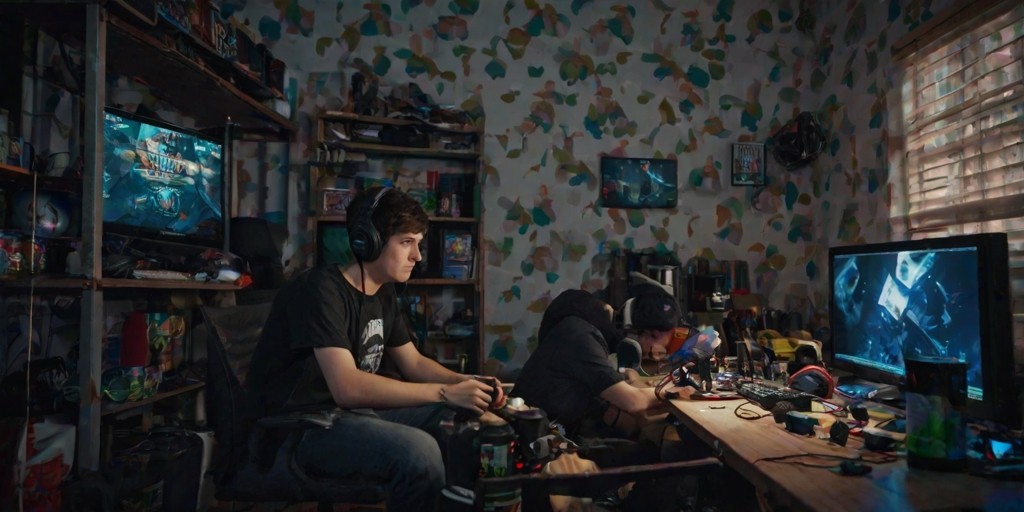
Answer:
[
  {"left": 133, "top": 269, "right": 196, "bottom": 281},
  {"left": 736, "top": 381, "right": 813, "bottom": 411}
]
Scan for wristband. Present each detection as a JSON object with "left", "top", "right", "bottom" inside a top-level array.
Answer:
[{"left": 439, "top": 385, "right": 448, "bottom": 403}]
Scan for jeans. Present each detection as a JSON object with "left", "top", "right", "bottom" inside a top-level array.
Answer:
[{"left": 295, "top": 405, "right": 452, "bottom": 511}]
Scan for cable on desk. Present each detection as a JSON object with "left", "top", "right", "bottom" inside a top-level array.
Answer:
[
  {"left": 654, "top": 372, "right": 676, "bottom": 402},
  {"left": 734, "top": 401, "right": 772, "bottom": 420},
  {"left": 754, "top": 451, "right": 898, "bottom": 468}
]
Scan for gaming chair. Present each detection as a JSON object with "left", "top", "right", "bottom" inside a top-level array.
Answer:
[{"left": 230, "top": 217, "right": 286, "bottom": 289}]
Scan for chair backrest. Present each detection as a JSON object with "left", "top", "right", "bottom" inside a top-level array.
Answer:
[{"left": 200, "top": 301, "right": 274, "bottom": 474}]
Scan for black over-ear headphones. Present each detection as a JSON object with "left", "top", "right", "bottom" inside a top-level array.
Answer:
[{"left": 348, "top": 187, "right": 391, "bottom": 262}]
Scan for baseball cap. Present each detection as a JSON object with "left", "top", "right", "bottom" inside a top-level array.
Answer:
[{"left": 625, "top": 291, "right": 680, "bottom": 331}]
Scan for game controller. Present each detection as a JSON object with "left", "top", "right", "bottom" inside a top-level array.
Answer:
[{"left": 474, "top": 376, "right": 504, "bottom": 409}]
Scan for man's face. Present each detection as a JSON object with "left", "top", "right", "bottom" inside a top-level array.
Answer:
[
  {"left": 375, "top": 231, "right": 424, "bottom": 283},
  {"left": 639, "top": 329, "right": 674, "bottom": 361}
]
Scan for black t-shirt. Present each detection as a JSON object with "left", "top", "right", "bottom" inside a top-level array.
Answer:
[
  {"left": 246, "top": 265, "right": 410, "bottom": 416},
  {"left": 511, "top": 316, "right": 623, "bottom": 437}
]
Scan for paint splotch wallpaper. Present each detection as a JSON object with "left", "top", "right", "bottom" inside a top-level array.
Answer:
[{"left": 225, "top": 0, "right": 958, "bottom": 379}]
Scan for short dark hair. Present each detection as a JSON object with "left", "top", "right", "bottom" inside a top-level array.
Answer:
[{"left": 345, "top": 186, "right": 429, "bottom": 241}]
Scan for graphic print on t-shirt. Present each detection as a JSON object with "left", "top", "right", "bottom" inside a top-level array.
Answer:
[{"left": 359, "top": 317, "right": 385, "bottom": 373}]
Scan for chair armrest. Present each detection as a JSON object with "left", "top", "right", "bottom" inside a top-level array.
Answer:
[
  {"left": 256, "top": 409, "right": 340, "bottom": 430},
  {"left": 474, "top": 457, "right": 722, "bottom": 511}
]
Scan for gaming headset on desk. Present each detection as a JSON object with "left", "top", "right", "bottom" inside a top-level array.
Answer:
[{"left": 348, "top": 187, "right": 392, "bottom": 262}]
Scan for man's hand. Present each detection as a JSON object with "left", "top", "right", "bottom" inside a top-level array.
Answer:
[{"left": 443, "top": 379, "right": 497, "bottom": 414}]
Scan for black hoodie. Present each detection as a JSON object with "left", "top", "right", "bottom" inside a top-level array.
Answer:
[
  {"left": 537, "top": 289, "right": 623, "bottom": 351},
  {"left": 513, "top": 289, "right": 624, "bottom": 436}
]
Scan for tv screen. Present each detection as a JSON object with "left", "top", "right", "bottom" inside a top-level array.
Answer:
[
  {"left": 600, "top": 156, "right": 678, "bottom": 209},
  {"left": 101, "top": 108, "right": 225, "bottom": 248},
  {"left": 828, "top": 233, "right": 1018, "bottom": 425}
]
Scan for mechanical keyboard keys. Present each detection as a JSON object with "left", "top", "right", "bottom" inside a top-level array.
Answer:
[{"left": 736, "top": 381, "right": 813, "bottom": 411}]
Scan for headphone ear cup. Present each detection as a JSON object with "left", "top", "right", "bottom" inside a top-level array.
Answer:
[
  {"left": 787, "top": 365, "right": 835, "bottom": 399},
  {"left": 348, "top": 220, "right": 382, "bottom": 262},
  {"left": 347, "top": 188, "right": 389, "bottom": 262}
]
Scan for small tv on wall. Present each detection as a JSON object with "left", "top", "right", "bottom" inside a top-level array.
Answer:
[{"left": 600, "top": 156, "right": 678, "bottom": 209}]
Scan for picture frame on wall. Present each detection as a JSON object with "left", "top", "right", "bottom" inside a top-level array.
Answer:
[
  {"left": 321, "top": 188, "right": 355, "bottom": 216},
  {"left": 731, "top": 143, "right": 766, "bottom": 186}
]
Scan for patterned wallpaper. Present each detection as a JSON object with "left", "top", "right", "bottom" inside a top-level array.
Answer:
[{"left": 227, "top": 0, "right": 953, "bottom": 379}]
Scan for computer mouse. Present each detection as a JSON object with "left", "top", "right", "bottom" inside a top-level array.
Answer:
[{"left": 838, "top": 461, "right": 872, "bottom": 476}]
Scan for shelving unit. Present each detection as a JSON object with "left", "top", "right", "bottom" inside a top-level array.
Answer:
[
  {"left": 311, "top": 111, "right": 485, "bottom": 373},
  {"left": 0, "top": 1, "right": 294, "bottom": 477}
]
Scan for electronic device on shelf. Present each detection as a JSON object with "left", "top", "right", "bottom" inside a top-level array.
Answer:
[
  {"left": 102, "top": 108, "right": 226, "bottom": 250},
  {"left": 599, "top": 156, "right": 678, "bottom": 209},
  {"left": 828, "top": 233, "right": 1018, "bottom": 427},
  {"left": 735, "top": 381, "right": 813, "bottom": 412}
]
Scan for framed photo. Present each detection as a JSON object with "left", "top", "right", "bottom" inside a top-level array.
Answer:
[
  {"left": 441, "top": 230, "right": 474, "bottom": 280},
  {"left": 731, "top": 143, "right": 766, "bottom": 186},
  {"left": 600, "top": 156, "right": 678, "bottom": 209},
  {"left": 321, "top": 188, "right": 355, "bottom": 216}
]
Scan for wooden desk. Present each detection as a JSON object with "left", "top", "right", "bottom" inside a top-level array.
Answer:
[{"left": 667, "top": 398, "right": 1023, "bottom": 511}]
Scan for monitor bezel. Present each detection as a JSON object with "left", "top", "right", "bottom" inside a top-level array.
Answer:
[
  {"left": 101, "top": 107, "right": 227, "bottom": 250},
  {"left": 827, "top": 233, "right": 1017, "bottom": 425}
]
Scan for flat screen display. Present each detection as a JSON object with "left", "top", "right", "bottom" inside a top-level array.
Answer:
[
  {"left": 829, "top": 233, "right": 1018, "bottom": 426},
  {"left": 600, "top": 156, "right": 678, "bottom": 209},
  {"left": 831, "top": 246, "right": 985, "bottom": 400},
  {"left": 101, "top": 108, "right": 225, "bottom": 248}
]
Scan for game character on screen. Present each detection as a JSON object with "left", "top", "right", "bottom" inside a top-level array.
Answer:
[{"left": 245, "top": 187, "right": 502, "bottom": 512}]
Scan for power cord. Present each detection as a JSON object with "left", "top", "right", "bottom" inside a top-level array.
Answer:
[
  {"left": 754, "top": 451, "right": 898, "bottom": 467},
  {"left": 734, "top": 401, "right": 772, "bottom": 420}
]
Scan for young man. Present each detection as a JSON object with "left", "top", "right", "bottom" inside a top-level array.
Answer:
[{"left": 245, "top": 186, "right": 500, "bottom": 511}]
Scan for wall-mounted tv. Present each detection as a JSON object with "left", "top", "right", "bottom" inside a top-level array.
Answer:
[
  {"left": 828, "top": 233, "right": 1019, "bottom": 426},
  {"left": 600, "top": 156, "right": 678, "bottom": 209},
  {"left": 101, "top": 108, "right": 225, "bottom": 249}
]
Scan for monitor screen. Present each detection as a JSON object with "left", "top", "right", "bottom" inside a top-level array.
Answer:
[
  {"left": 101, "top": 108, "right": 225, "bottom": 248},
  {"left": 828, "top": 234, "right": 1017, "bottom": 425},
  {"left": 600, "top": 156, "right": 678, "bottom": 209}
]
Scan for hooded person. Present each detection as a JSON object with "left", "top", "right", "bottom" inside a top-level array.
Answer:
[{"left": 511, "top": 289, "right": 695, "bottom": 462}]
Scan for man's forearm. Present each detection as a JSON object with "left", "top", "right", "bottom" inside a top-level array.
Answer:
[{"left": 405, "top": 354, "right": 471, "bottom": 384}]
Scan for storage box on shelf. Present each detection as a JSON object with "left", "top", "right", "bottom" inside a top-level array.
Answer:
[
  {"left": 310, "top": 111, "right": 484, "bottom": 373},
  {"left": 0, "top": 2, "right": 294, "bottom": 480}
]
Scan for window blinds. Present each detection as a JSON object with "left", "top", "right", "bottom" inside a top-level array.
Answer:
[{"left": 894, "top": 0, "right": 1023, "bottom": 359}]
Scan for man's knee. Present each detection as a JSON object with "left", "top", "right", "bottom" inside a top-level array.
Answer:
[{"left": 400, "top": 429, "right": 445, "bottom": 483}]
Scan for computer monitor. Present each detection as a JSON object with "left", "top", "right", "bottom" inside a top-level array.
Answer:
[
  {"left": 101, "top": 108, "right": 225, "bottom": 249},
  {"left": 828, "top": 233, "right": 1018, "bottom": 426}
]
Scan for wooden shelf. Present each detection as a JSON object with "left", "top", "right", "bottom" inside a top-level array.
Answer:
[
  {"left": 428, "top": 216, "right": 477, "bottom": 223},
  {"left": 106, "top": 18, "right": 293, "bottom": 133},
  {"left": 99, "top": 278, "right": 245, "bottom": 290},
  {"left": 314, "top": 215, "right": 477, "bottom": 224},
  {"left": 0, "top": 163, "right": 30, "bottom": 175},
  {"left": 0, "top": 276, "right": 93, "bottom": 289},
  {"left": 101, "top": 381, "right": 205, "bottom": 417},
  {"left": 3, "top": 4, "right": 293, "bottom": 133},
  {"left": 0, "top": 164, "right": 80, "bottom": 191},
  {"left": 337, "top": 141, "right": 479, "bottom": 160},
  {"left": 321, "top": 111, "right": 479, "bottom": 134}
]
